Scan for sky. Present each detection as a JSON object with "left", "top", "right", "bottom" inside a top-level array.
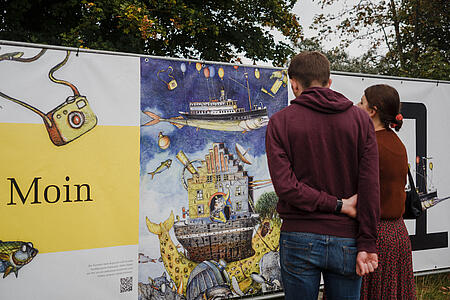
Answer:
[
  {"left": 241, "top": 0, "right": 379, "bottom": 65},
  {"left": 294, "top": 0, "right": 376, "bottom": 57}
]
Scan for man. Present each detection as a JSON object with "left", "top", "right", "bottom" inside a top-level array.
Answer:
[{"left": 265, "top": 51, "right": 379, "bottom": 300}]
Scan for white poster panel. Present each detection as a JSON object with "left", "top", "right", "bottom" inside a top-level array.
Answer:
[
  {"left": 0, "top": 43, "right": 140, "bottom": 299},
  {"left": 331, "top": 74, "right": 450, "bottom": 273}
]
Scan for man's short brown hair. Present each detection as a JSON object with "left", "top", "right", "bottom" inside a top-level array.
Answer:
[{"left": 287, "top": 51, "right": 330, "bottom": 89}]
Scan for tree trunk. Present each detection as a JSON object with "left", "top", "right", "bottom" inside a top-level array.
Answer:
[
  {"left": 412, "top": 0, "right": 420, "bottom": 66},
  {"left": 389, "top": 0, "right": 405, "bottom": 69}
]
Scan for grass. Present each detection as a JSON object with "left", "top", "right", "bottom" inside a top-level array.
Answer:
[
  {"left": 269, "top": 272, "right": 450, "bottom": 300},
  {"left": 415, "top": 272, "right": 450, "bottom": 300}
]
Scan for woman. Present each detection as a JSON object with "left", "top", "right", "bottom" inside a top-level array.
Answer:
[{"left": 358, "top": 84, "right": 416, "bottom": 299}]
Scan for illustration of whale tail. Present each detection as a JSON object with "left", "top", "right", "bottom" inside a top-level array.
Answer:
[
  {"left": 142, "top": 111, "right": 161, "bottom": 126},
  {"left": 146, "top": 211, "right": 174, "bottom": 235}
]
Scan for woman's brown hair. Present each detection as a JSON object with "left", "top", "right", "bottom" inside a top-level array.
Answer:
[{"left": 364, "top": 84, "right": 403, "bottom": 132}]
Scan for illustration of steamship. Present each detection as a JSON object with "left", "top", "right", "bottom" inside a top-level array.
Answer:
[
  {"left": 174, "top": 143, "right": 258, "bottom": 263},
  {"left": 179, "top": 89, "right": 267, "bottom": 121}
]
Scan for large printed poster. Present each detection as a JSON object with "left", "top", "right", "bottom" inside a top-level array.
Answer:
[
  {"left": 138, "top": 58, "right": 288, "bottom": 299},
  {"left": 0, "top": 45, "right": 140, "bottom": 299},
  {"left": 1, "top": 41, "right": 449, "bottom": 300}
]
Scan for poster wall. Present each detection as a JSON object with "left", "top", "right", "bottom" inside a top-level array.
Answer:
[{"left": 1, "top": 41, "right": 449, "bottom": 300}]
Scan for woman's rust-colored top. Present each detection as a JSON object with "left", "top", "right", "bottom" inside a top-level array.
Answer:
[{"left": 376, "top": 129, "right": 408, "bottom": 219}]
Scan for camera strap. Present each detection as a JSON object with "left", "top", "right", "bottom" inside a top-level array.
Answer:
[{"left": 0, "top": 50, "right": 79, "bottom": 127}]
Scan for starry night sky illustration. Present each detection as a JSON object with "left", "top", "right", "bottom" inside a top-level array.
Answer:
[{"left": 140, "top": 57, "right": 288, "bottom": 175}]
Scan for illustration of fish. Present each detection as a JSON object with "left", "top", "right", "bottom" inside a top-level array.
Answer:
[
  {"left": 148, "top": 159, "right": 172, "bottom": 179},
  {"left": 0, "top": 241, "right": 38, "bottom": 278},
  {"left": 142, "top": 111, "right": 269, "bottom": 133}
]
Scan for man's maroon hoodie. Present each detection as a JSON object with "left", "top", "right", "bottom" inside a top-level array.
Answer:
[{"left": 265, "top": 87, "right": 380, "bottom": 253}]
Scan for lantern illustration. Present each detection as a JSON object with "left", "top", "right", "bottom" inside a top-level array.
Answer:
[
  {"left": 195, "top": 62, "right": 202, "bottom": 72},
  {"left": 218, "top": 67, "right": 224, "bottom": 80},
  {"left": 254, "top": 68, "right": 260, "bottom": 79},
  {"left": 203, "top": 67, "right": 210, "bottom": 78}
]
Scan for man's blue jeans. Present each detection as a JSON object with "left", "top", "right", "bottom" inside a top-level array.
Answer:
[{"left": 280, "top": 231, "right": 362, "bottom": 300}]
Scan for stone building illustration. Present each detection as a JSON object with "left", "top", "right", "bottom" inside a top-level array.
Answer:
[{"left": 174, "top": 142, "right": 257, "bottom": 263}]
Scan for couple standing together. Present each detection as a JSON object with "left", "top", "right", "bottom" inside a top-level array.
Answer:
[{"left": 266, "top": 51, "right": 416, "bottom": 299}]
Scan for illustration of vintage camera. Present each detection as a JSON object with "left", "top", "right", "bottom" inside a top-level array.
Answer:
[
  {"left": 0, "top": 49, "right": 98, "bottom": 146},
  {"left": 44, "top": 95, "right": 97, "bottom": 146}
]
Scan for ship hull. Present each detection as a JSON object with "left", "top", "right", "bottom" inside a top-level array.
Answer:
[
  {"left": 174, "top": 217, "right": 257, "bottom": 263},
  {"left": 180, "top": 108, "right": 267, "bottom": 121}
]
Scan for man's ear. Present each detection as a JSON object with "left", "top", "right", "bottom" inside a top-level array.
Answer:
[
  {"left": 326, "top": 78, "right": 332, "bottom": 88},
  {"left": 290, "top": 78, "right": 302, "bottom": 96}
]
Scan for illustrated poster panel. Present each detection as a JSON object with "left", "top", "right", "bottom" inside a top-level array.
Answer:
[
  {"left": 0, "top": 44, "right": 140, "bottom": 299},
  {"left": 139, "top": 58, "right": 288, "bottom": 299}
]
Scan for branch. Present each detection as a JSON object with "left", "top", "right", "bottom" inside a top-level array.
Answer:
[{"left": 380, "top": 23, "right": 393, "bottom": 53}]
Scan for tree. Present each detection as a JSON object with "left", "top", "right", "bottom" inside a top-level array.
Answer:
[
  {"left": 297, "top": 38, "right": 383, "bottom": 74},
  {"left": 255, "top": 191, "right": 279, "bottom": 220},
  {"left": 0, "top": 0, "right": 302, "bottom": 65},
  {"left": 310, "top": 0, "right": 449, "bottom": 80}
]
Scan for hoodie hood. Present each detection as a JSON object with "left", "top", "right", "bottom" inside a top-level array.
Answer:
[{"left": 290, "top": 87, "right": 353, "bottom": 114}]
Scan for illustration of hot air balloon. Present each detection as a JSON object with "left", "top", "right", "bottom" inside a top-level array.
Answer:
[
  {"left": 203, "top": 67, "right": 210, "bottom": 78},
  {"left": 210, "top": 66, "right": 215, "bottom": 78},
  {"left": 196, "top": 62, "right": 202, "bottom": 73},
  {"left": 218, "top": 67, "right": 224, "bottom": 80},
  {"left": 180, "top": 63, "right": 186, "bottom": 75}
]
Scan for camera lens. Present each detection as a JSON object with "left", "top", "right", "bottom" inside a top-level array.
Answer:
[{"left": 68, "top": 111, "right": 85, "bottom": 128}]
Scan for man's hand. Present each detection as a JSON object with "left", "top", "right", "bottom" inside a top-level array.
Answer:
[
  {"left": 356, "top": 251, "right": 378, "bottom": 276},
  {"left": 341, "top": 194, "right": 357, "bottom": 218}
]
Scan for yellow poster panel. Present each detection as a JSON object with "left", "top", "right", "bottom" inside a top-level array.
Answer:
[{"left": 0, "top": 123, "right": 139, "bottom": 254}]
